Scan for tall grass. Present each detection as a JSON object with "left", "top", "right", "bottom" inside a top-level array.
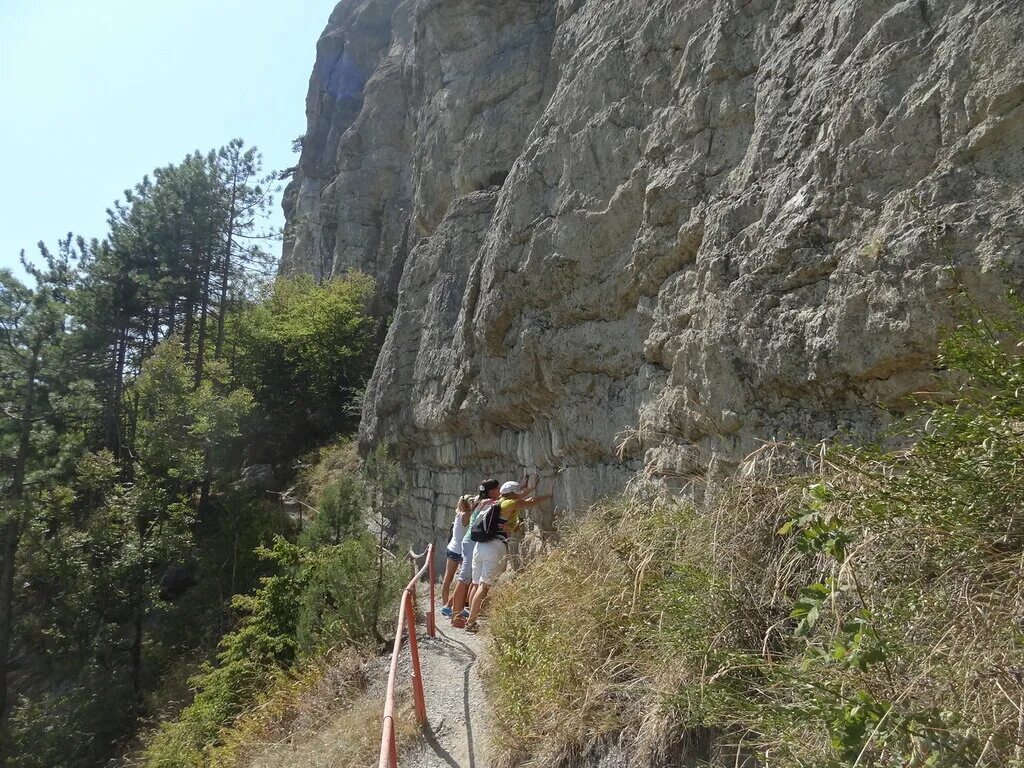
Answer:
[{"left": 486, "top": 305, "right": 1024, "bottom": 767}]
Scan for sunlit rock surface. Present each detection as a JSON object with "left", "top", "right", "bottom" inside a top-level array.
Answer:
[{"left": 284, "top": 0, "right": 1024, "bottom": 548}]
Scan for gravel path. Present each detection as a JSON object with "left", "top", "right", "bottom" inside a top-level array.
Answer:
[{"left": 402, "top": 588, "right": 492, "bottom": 768}]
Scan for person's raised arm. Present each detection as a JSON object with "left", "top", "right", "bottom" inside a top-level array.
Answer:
[
  {"left": 514, "top": 481, "right": 554, "bottom": 510},
  {"left": 458, "top": 495, "right": 473, "bottom": 526},
  {"left": 515, "top": 494, "right": 552, "bottom": 509}
]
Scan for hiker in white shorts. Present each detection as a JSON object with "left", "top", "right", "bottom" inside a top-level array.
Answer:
[
  {"left": 447, "top": 479, "right": 500, "bottom": 622},
  {"left": 463, "top": 479, "right": 552, "bottom": 634}
]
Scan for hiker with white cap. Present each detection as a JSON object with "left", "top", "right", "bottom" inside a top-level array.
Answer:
[{"left": 459, "top": 478, "right": 553, "bottom": 633}]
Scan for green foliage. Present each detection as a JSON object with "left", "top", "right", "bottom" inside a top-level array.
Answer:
[
  {"left": 9, "top": 679, "right": 135, "bottom": 768},
  {"left": 299, "top": 475, "right": 364, "bottom": 548},
  {"left": 133, "top": 341, "right": 254, "bottom": 486},
  {"left": 143, "top": 539, "right": 309, "bottom": 767},
  {"left": 140, "top": 439, "right": 404, "bottom": 768},
  {"left": 2, "top": 140, "right": 349, "bottom": 768},
  {"left": 296, "top": 535, "right": 404, "bottom": 655},
  {"left": 11, "top": 342, "right": 256, "bottom": 765},
  {"left": 292, "top": 439, "right": 360, "bottom": 504},
  {"left": 142, "top": 526, "right": 403, "bottom": 768},
  {"left": 230, "top": 274, "right": 378, "bottom": 459}
]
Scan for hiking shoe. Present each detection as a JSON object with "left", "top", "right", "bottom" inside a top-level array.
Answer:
[
  {"left": 451, "top": 615, "right": 467, "bottom": 629},
  {"left": 441, "top": 606, "right": 453, "bottom": 618},
  {"left": 464, "top": 621, "right": 480, "bottom": 634}
]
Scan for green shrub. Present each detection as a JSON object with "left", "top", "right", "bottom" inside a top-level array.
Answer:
[
  {"left": 299, "top": 475, "right": 364, "bottom": 549},
  {"left": 143, "top": 538, "right": 308, "bottom": 768},
  {"left": 296, "top": 535, "right": 404, "bottom": 655},
  {"left": 292, "top": 440, "right": 361, "bottom": 507},
  {"left": 486, "top": 498, "right": 739, "bottom": 766},
  {"left": 230, "top": 275, "right": 378, "bottom": 461},
  {"left": 9, "top": 677, "right": 135, "bottom": 768},
  {"left": 142, "top": 524, "right": 403, "bottom": 767}
]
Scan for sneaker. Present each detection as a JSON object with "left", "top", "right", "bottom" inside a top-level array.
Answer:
[
  {"left": 460, "top": 608, "right": 469, "bottom": 618},
  {"left": 464, "top": 621, "right": 480, "bottom": 634},
  {"left": 451, "top": 615, "right": 467, "bottom": 629},
  {"left": 441, "top": 606, "right": 453, "bottom": 618}
]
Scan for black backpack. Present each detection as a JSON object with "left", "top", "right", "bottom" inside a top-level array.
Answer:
[{"left": 470, "top": 501, "right": 503, "bottom": 542}]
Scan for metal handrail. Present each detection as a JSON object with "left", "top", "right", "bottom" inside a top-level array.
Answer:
[{"left": 378, "top": 543, "right": 436, "bottom": 768}]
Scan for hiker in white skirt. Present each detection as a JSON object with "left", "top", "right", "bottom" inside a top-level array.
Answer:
[{"left": 440, "top": 493, "right": 474, "bottom": 607}]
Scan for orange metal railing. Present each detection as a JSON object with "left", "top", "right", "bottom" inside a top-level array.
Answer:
[{"left": 378, "top": 543, "right": 436, "bottom": 768}]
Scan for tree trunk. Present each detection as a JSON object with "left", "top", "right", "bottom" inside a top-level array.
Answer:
[
  {"left": 130, "top": 611, "right": 143, "bottom": 711},
  {"left": 214, "top": 183, "right": 238, "bottom": 360},
  {"left": 182, "top": 244, "right": 198, "bottom": 361},
  {"left": 167, "top": 298, "right": 177, "bottom": 337},
  {"left": 105, "top": 317, "right": 126, "bottom": 459},
  {"left": 114, "top": 325, "right": 128, "bottom": 449},
  {"left": 125, "top": 391, "right": 141, "bottom": 470},
  {"left": 197, "top": 469, "right": 211, "bottom": 515},
  {"left": 371, "top": 511, "right": 387, "bottom": 649},
  {"left": 0, "top": 517, "right": 21, "bottom": 767},
  {"left": 193, "top": 249, "right": 212, "bottom": 388},
  {"left": 182, "top": 299, "right": 195, "bottom": 360},
  {"left": 194, "top": 248, "right": 214, "bottom": 512},
  {"left": 151, "top": 306, "right": 161, "bottom": 349}
]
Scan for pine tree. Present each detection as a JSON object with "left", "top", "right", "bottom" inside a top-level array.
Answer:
[
  {"left": 212, "top": 139, "right": 275, "bottom": 362},
  {"left": 0, "top": 242, "right": 76, "bottom": 764}
]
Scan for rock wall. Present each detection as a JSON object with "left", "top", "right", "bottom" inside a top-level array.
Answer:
[{"left": 284, "top": 0, "right": 1024, "bottom": 552}]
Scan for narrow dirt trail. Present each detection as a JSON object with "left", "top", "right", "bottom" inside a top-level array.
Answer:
[{"left": 404, "top": 589, "right": 492, "bottom": 768}]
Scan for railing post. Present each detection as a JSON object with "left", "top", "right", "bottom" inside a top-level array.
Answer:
[
  {"left": 427, "top": 543, "right": 436, "bottom": 638},
  {"left": 405, "top": 590, "right": 427, "bottom": 726},
  {"left": 379, "top": 716, "right": 397, "bottom": 768},
  {"left": 408, "top": 553, "right": 417, "bottom": 611}
]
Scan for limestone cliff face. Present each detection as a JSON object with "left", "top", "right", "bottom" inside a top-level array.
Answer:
[{"left": 284, "top": 0, "right": 1024, "bottom": 549}]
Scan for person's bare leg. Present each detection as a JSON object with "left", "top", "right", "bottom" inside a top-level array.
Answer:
[
  {"left": 450, "top": 581, "right": 470, "bottom": 618},
  {"left": 441, "top": 558, "right": 459, "bottom": 605},
  {"left": 467, "top": 584, "right": 491, "bottom": 625}
]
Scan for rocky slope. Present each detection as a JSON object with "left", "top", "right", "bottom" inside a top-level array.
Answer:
[{"left": 282, "top": 0, "right": 1024, "bottom": 548}]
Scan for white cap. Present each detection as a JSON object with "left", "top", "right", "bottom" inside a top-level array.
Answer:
[{"left": 500, "top": 481, "right": 521, "bottom": 495}]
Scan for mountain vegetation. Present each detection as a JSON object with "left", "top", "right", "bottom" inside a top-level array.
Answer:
[{"left": 0, "top": 142, "right": 385, "bottom": 767}]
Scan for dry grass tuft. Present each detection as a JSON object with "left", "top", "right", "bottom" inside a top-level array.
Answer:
[
  {"left": 484, "top": 487, "right": 731, "bottom": 767},
  {"left": 485, "top": 431, "right": 1024, "bottom": 767}
]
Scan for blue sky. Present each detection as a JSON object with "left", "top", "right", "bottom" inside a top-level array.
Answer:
[{"left": 0, "top": 0, "right": 336, "bottom": 274}]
